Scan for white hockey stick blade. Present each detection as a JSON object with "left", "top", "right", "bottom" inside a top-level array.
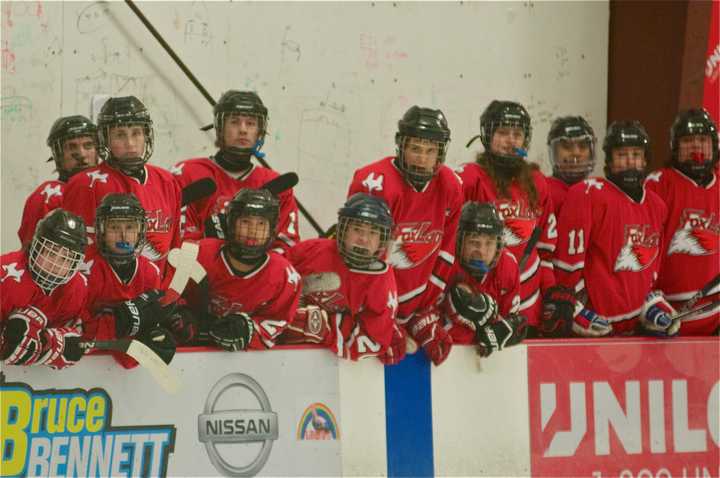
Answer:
[
  {"left": 302, "top": 272, "right": 341, "bottom": 294},
  {"left": 126, "top": 340, "right": 181, "bottom": 394}
]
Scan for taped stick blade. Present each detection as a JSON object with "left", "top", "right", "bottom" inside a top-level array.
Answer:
[
  {"left": 302, "top": 272, "right": 341, "bottom": 294},
  {"left": 125, "top": 340, "right": 181, "bottom": 394}
]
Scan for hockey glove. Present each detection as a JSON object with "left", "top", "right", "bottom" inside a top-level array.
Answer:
[
  {"left": 379, "top": 323, "right": 407, "bottom": 365},
  {"left": 640, "top": 291, "right": 680, "bottom": 338},
  {"left": 204, "top": 212, "right": 227, "bottom": 239},
  {"left": 137, "top": 327, "right": 177, "bottom": 364},
  {"left": 542, "top": 286, "right": 612, "bottom": 338},
  {"left": 1, "top": 307, "right": 48, "bottom": 365},
  {"left": 450, "top": 284, "right": 498, "bottom": 330},
  {"left": 209, "top": 313, "right": 255, "bottom": 351},
  {"left": 476, "top": 314, "right": 528, "bottom": 358},
  {"left": 280, "top": 305, "right": 331, "bottom": 345},
  {"left": 408, "top": 312, "right": 453, "bottom": 366},
  {"left": 113, "top": 289, "right": 165, "bottom": 338}
]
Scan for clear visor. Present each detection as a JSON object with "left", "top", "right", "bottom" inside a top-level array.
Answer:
[
  {"left": 550, "top": 135, "right": 595, "bottom": 181},
  {"left": 29, "top": 237, "right": 84, "bottom": 291}
]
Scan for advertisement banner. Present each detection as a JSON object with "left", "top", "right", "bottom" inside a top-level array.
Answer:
[
  {"left": 703, "top": 0, "right": 719, "bottom": 123},
  {"left": 528, "top": 338, "right": 720, "bottom": 478},
  {"left": 1, "top": 348, "right": 342, "bottom": 477}
]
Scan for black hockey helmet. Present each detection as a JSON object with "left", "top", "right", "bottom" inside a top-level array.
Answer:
[
  {"left": 225, "top": 188, "right": 279, "bottom": 264},
  {"left": 602, "top": 120, "right": 650, "bottom": 171},
  {"left": 97, "top": 96, "right": 154, "bottom": 174},
  {"left": 670, "top": 108, "right": 718, "bottom": 182},
  {"left": 95, "top": 193, "right": 147, "bottom": 266},
  {"left": 547, "top": 115, "right": 596, "bottom": 184},
  {"left": 456, "top": 202, "right": 504, "bottom": 279},
  {"left": 28, "top": 209, "right": 87, "bottom": 292},
  {"left": 468, "top": 100, "right": 532, "bottom": 170},
  {"left": 213, "top": 90, "right": 268, "bottom": 167},
  {"left": 395, "top": 105, "right": 451, "bottom": 188},
  {"left": 46, "top": 115, "right": 98, "bottom": 180},
  {"left": 337, "top": 193, "right": 394, "bottom": 269}
]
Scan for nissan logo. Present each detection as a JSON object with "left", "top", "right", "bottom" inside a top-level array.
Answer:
[{"left": 198, "top": 373, "right": 278, "bottom": 477}]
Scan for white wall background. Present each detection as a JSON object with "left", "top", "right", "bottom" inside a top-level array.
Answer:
[{"left": 1, "top": 1, "right": 609, "bottom": 251}]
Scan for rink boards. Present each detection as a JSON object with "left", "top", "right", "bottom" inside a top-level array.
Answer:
[{"left": 2, "top": 337, "right": 718, "bottom": 477}]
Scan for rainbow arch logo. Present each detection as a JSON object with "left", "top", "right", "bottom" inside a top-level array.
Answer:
[{"left": 296, "top": 402, "right": 340, "bottom": 440}]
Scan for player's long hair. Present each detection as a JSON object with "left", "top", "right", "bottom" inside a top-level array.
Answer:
[{"left": 476, "top": 152, "right": 540, "bottom": 208}]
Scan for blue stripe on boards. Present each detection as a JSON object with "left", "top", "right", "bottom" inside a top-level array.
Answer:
[{"left": 384, "top": 351, "right": 434, "bottom": 477}]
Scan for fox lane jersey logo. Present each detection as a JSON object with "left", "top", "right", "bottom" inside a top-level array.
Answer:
[
  {"left": 389, "top": 221, "right": 443, "bottom": 269},
  {"left": 141, "top": 209, "right": 174, "bottom": 261},
  {"left": 614, "top": 224, "right": 660, "bottom": 272},
  {"left": 496, "top": 200, "right": 539, "bottom": 247},
  {"left": 667, "top": 208, "right": 719, "bottom": 256}
]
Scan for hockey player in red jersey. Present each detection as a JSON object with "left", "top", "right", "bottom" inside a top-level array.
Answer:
[
  {"left": 553, "top": 121, "right": 669, "bottom": 336},
  {"left": 82, "top": 193, "right": 175, "bottom": 366},
  {"left": 347, "top": 106, "right": 463, "bottom": 343},
  {"left": 279, "top": 193, "right": 404, "bottom": 363},
  {"left": 546, "top": 116, "right": 597, "bottom": 218},
  {"left": 172, "top": 90, "right": 299, "bottom": 252},
  {"left": 1, "top": 209, "right": 89, "bottom": 369},
  {"left": 411, "top": 202, "right": 526, "bottom": 364},
  {"left": 18, "top": 116, "right": 98, "bottom": 248},
  {"left": 180, "top": 188, "right": 300, "bottom": 351},
  {"left": 645, "top": 108, "right": 719, "bottom": 335},
  {"left": 458, "top": 100, "right": 556, "bottom": 333},
  {"left": 63, "top": 96, "right": 183, "bottom": 270}
]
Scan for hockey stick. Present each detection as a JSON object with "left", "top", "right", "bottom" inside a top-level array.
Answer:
[
  {"left": 80, "top": 338, "right": 180, "bottom": 394},
  {"left": 262, "top": 172, "right": 299, "bottom": 196},
  {"left": 181, "top": 177, "right": 217, "bottom": 206},
  {"left": 518, "top": 226, "right": 543, "bottom": 270},
  {"left": 679, "top": 273, "right": 720, "bottom": 313},
  {"left": 675, "top": 298, "right": 720, "bottom": 322},
  {"left": 160, "top": 241, "right": 207, "bottom": 306}
]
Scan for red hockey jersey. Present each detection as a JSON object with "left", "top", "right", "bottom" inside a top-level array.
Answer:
[
  {"left": 287, "top": 238, "right": 398, "bottom": 360},
  {"left": 443, "top": 250, "right": 521, "bottom": 344},
  {"left": 172, "top": 158, "right": 299, "bottom": 253},
  {"left": 457, "top": 162, "right": 556, "bottom": 326},
  {"left": 547, "top": 176, "right": 570, "bottom": 219},
  {"left": 554, "top": 178, "right": 667, "bottom": 333},
  {"left": 184, "top": 238, "right": 300, "bottom": 350},
  {"left": 347, "top": 157, "right": 463, "bottom": 321},
  {"left": 17, "top": 180, "right": 65, "bottom": 247},
  {"left": 1, "top": 250, "right": 89, "bottom": 328},
  {"left": 63, "top": 163, "right": 183, "bottom": 269},
  {"left": 646, "top": 168, "right": 719, "bottom": 335}
]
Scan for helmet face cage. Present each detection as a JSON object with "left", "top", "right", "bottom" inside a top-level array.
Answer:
[
  {"left": 225, "top": 190, "right": 279, "bottom": 263},
  {"left": 337, "top": 216, "right": 392, "bottom": 269},
  {"left": 97, "top": 97, "right": 155, "bottom": 172},
  {"left": 213, "top": 91, "right": 268, "bottom": 152},
  {"left": 95, "top": 196, "right": 147, "bottom": 266},
  {"left": 547, "top": 117, "right": 596, "bottom": 184},
  {"left": 29, "top": 236, "right": 85, "bottom": 292},
  {"left": 47, "top": 116, "right": 98, "bottom": 172},
  {"left": 670, "top": 109, "right": 719, "bottom": 174},
  {"left": 394, "top": 106, "right": 451, "bottom": 186},
  {"left": 602, "top": 120, "right": 651, "bottom": 175},
  {"left": 456, "top": 202, "right": 504, "bottom": 278},
  {"left": 396, "top": 136, "right": 448, "bottom": 185},
  {"left": 479, "top": 101, "right": 532, "bottom": 162}
]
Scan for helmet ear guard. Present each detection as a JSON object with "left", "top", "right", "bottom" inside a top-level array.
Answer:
[{"left": 336, "top": 193, "right": 394, "bottom": 269}]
